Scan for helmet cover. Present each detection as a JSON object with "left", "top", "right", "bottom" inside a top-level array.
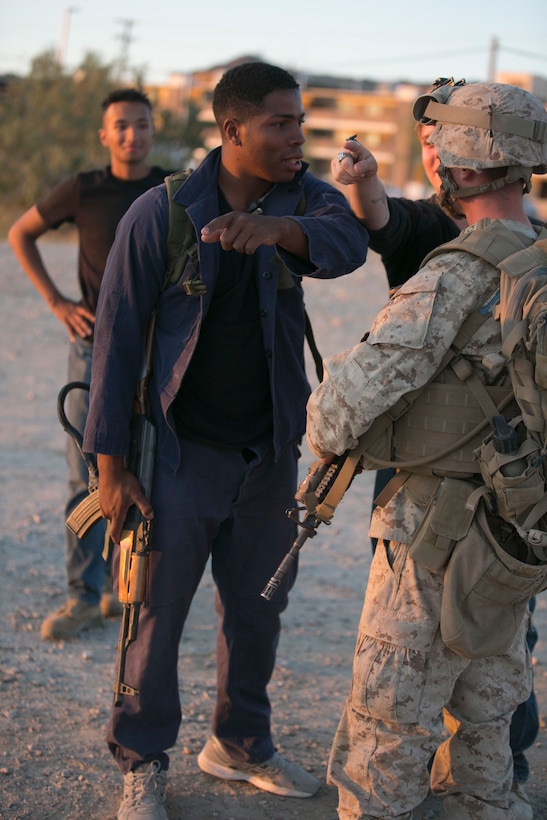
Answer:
[{"left": 413, "top": 82, "right": 547, "bottom": 174}]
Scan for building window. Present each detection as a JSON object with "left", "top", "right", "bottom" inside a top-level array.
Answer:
[
  {"left": 310, "top": 97, "right": 337, "bottom": 109},
  {"left": 308, "top": 129, "right": 335, "bottom": 140}
]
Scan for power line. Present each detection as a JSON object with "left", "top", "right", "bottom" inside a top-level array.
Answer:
[
  {"left": 333, "top": 43, "right": 546, "bottom": 70},
  {"left": 333, "top": 47, "right": 485, "bottom": 69},
  {"left": 502, "top": 45, "right": 547, "bottom": 62}
]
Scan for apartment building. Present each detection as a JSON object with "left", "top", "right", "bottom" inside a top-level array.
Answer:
[
  {"left": 148, "top": 57, "right": 547, "bottom": 214},
  {"left": 150, "top": 57, "right": 428, "bottom": 195}
]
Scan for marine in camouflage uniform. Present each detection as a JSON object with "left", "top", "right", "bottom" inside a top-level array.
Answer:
[{"left": 306, "top": 82, "right": 547, "bottom": 819}]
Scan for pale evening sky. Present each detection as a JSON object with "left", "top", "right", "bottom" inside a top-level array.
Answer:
[{"left": 2, "top": 0, "right": 546, "bottom": 87}]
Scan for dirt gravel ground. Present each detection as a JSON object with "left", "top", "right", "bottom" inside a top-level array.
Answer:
[{"left": 1, "top": 238, "right": 546, "bottom": 819}]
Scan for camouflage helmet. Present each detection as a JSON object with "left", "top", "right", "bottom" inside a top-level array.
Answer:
[
  {"left": 413, "top": 81, "right": 547, "bottom": 175},
  {"left": 413, "top": 81, "right": 547, "bottom": 203}
]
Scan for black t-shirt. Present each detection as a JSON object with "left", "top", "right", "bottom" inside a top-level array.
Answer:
[
  {"left": 36, "top": 165, "right": 170, "bottom": 313},
  {"left": 171, "top": 190, "right": 273, "bottom": 449},
  {"left": 367, "top": 194, "right": 459, "bottom": 288}
]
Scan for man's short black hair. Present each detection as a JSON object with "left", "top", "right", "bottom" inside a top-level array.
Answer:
[
  {"left": 212, "top": 62, "right": 300, "bottom": 125},
  {"left": 101, "top": 88, "right": 152, "bottom": 111}
]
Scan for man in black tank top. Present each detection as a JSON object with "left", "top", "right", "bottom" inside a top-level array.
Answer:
[{"left": 8, "top": 89, "right": 173, "bottom": 641}]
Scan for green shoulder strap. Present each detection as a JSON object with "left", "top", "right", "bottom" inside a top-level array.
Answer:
[
  {"left": 163, "top": 173, "right": 324, "bottom": 381},
  {"left": 420, "top": 218, "right": 538, "bottom": 271},
  {"left": 164, "top": 169, "right": 204, "bottom": 294}
]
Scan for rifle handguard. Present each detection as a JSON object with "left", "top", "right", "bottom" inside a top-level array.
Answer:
[
  {"left": 118, "top": 521, "right": 151, "bottom": 604},
  {"left": 261, "top": 454, "right": 356, "bottom": 601}
]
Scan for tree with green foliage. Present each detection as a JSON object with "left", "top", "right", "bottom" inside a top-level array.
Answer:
[{"left": 0, "top": 51, "right": 204, "bottom": 231}]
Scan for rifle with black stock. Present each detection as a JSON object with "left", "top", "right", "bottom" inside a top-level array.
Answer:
[
  {"left": 262, "top": 401, "right": 513, "bottom": 602},
  {"left": 261, "top": 444, "right": 366, "bottom": 601},
  {"left": 261, "top": 388, "right": 406, "bottom": 602},
  {"left": 262, "top": 291, "right": 516, "bottom": 602}
]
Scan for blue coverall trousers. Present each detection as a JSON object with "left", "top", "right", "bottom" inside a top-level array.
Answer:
[{"left": 107, "top": 436, "right": 299, "bottom": 774}]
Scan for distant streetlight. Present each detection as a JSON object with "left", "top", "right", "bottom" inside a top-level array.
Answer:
[{"left": 56, "top": 7, "right": 78, "bottom": 67}]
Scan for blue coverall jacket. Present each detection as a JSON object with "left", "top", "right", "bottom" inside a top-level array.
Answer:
[
  {"left": 81, "top": 147, "right": 369, "bottom": 771},
  {"left": 83, "top": 147, "right": 369, "bottom": 466}
]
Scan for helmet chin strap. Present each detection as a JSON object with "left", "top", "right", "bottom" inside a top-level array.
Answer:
[{"left": 438, "top": 164, "right": 533, "bottom": 215}]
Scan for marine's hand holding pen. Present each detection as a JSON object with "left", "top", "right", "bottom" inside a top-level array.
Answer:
[
  {"left": 332, "top": 134, "right": 379, "bottom": 184},
  {"left": 336, "top": 134, "right": 358, "bottom": 162}
]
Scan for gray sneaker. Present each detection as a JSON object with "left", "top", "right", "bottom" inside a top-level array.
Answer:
[
  {"left": 40, "top": 599, "right": 103, "bottom": 640},
  {"left": 197, "top": 735, "right": 320, "bottom": 798},
  {"left": 118, "top": 760, "right": 168, "bottom": 820}
]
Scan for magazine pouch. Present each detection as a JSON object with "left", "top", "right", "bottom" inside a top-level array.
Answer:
[
  {"left": 475, "top": 417, "right": 545, "bottom": 524},
  {"left": 408, "top": 477, "right": 476, "bottom": 572},
  {"left": 440, "top": 504, "right": 547, "bottom": 658}
]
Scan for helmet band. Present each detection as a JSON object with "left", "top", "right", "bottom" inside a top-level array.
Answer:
[{"left": 419, "top": 100, "right": 547, "bottom": 143}]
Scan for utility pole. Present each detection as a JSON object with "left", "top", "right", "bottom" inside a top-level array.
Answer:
[
  {"left": 56, "top": 7, "right": 78, "bottom": 67},
  {"left": 487, "top": 36, "right": 499, "bottom": 82},
  {"left": 115, "top": 18, "right": 136, "bottom": 82}
]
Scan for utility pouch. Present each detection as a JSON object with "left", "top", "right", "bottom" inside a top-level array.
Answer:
[
  {"left": 408, "top": 477, "right": 477, "bottom": 571},
  {"left": 475, "top": 421, "right": 545, "bottom": 524},
  {"left": 441, "top": 504, "right": 547, "bottom": 658}
]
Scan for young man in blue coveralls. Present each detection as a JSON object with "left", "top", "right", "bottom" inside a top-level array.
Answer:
[{"left": 83, "top": 62, "right": 369, "bottom": 819}]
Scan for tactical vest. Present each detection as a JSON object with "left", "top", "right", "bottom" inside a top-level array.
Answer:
[
  {"left": 390, "top": 370, "right": 517, "bottom": 478},
  {"left": 362, "top": 220, "right": 537, "bottom": 479}
]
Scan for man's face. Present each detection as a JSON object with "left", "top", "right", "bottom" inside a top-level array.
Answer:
[
  {"left": 419, "top": 124, "right": 441, "bottom": 192},
  {"left": 99, "top": 101, "right": 154, "bottom": 165},
  {"left": 231, "top": 89, "right": 305, "bottom": 183}
]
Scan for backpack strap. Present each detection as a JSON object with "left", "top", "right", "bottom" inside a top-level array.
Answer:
[
  {"left": 420, "top": 218, "right": 537, "bottom": 271},
  {"left": 498, "top": 228, "right": 547, "bottom": 442},
  {"left": 164, "top": 169, "right": 202, "bottom": 293},
  {"left": 419, "top": 221, "right": 546, "bottom": 438},
  {"left": 499, "top": 228, "right": 547, "bottom": 350}
]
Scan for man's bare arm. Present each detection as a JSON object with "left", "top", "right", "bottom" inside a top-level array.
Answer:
[
  {"left": 331, "top": 138, "right": 390, "bottom": 230},
  {"left": 8, "top": 205, "right": 95, "bottom": 340}
]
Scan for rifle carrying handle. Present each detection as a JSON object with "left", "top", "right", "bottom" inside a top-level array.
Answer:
[{"left": 66, "top": 490, "right": 103, "bottom": 538}]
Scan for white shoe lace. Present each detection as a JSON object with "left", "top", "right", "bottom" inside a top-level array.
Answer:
[{"left": 124, "top": 761, "right": 166, "bottom": 808}]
